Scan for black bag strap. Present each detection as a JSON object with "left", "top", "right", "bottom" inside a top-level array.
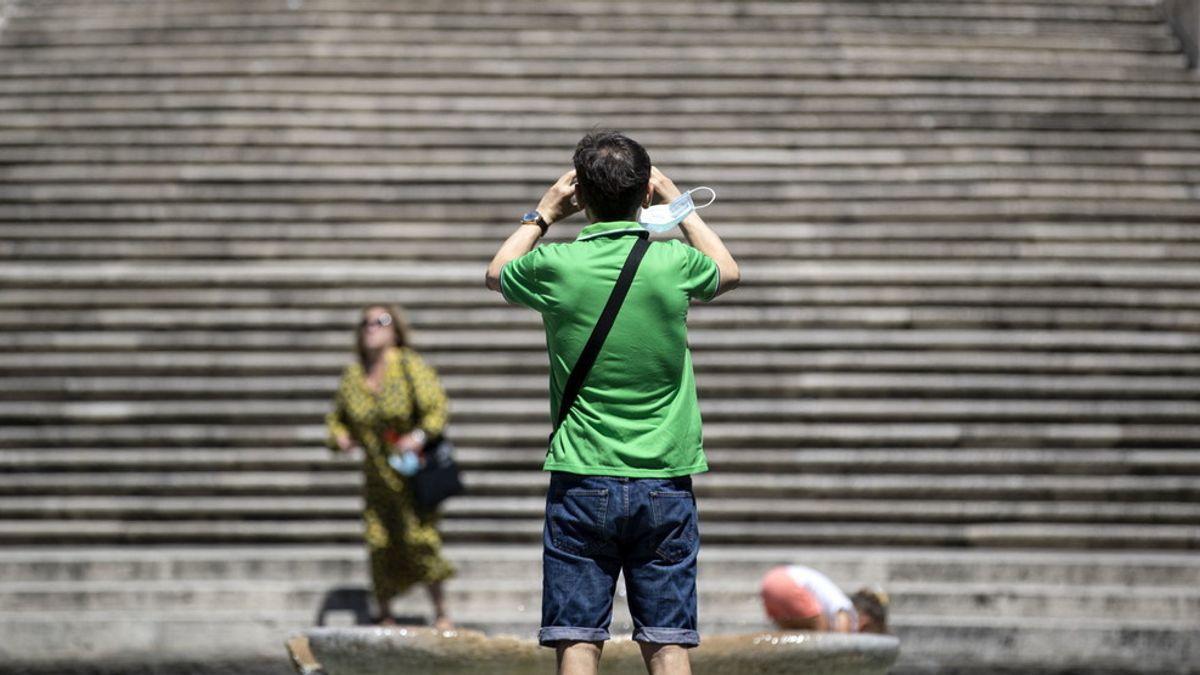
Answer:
[{"left": 550, "top": 234, "right": 651, "bottom": 444}]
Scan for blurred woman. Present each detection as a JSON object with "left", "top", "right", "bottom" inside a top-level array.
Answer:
[{"left": 325, "top": 303, "right": 455, "bottom": 629}]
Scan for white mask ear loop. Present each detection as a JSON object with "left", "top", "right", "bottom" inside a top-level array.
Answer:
[{"left": 688, "top": 186, "right": 716, "bottom": 209}]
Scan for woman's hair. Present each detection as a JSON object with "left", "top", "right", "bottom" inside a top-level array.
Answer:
[
  {"left": 573, "top": 130, "right": 652, "bottom": 221},
  {"left": 851, "top": 587, "right": 889, "bottom": 633},
  {"left": 355, "top": 303, "right": 410, "bottom": 368}
]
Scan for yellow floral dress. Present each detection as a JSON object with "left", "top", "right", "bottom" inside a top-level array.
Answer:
[{"left": 325, "top": 347, "right": 455, "bottom": 605}]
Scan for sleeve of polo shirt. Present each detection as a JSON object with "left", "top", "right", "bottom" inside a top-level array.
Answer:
[
  {"left": 499, "top": 248, "right": 550, "bottom": 313},
  {"left": 680, "top": 244, "right": 721, "bottom": 302}
]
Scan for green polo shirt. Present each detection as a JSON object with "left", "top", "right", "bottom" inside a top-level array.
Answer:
[{"left": 500, "top": 221, "right": 720, "bottom": 477}]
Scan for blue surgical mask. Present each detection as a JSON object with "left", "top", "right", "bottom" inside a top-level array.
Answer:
[
  {"left": 637, "top": 187, "right": 716, "bottom": 233},
  {"left": 388, "top": 450, "right": 420, "bottom": 476}
]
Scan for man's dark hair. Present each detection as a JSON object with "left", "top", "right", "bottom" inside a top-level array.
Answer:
[{"left": 573, "top": 131, "right": 652, "bottom": 222}]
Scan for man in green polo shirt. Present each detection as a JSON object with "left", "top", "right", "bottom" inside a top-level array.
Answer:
[{"left": 486, "top": 131, "right": 739, "bottom": 675}]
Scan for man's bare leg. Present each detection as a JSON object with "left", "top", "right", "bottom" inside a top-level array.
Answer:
[
  {"left": 639, "top": 643, "right": 692, "bottom": 675},
  {"left": 557, "top": 641, "right": 603, "bottom": 675}
]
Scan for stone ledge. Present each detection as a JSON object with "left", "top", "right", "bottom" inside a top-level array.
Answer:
[{"left": 305, "top": 627, "right": 900, "bottom": 675}]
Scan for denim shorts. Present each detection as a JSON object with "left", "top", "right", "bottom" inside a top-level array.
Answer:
[{"left": 539, "top": 472, "right": 700, "bottom": 647}]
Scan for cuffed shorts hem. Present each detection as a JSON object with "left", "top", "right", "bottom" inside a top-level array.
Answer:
[
  {"left": 632, "top": 627, "right": 700, "bottom": 647},
  {"left": 538, "top": 627, "right": 610, "bottom": 647}
]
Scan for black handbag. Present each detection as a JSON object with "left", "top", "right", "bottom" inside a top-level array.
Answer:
[
  {"left": 399, "top": 353, "right": 465, "bottom": 511},
  {"left": 410, "top": 435, "right": 464, "bottom": 512}
]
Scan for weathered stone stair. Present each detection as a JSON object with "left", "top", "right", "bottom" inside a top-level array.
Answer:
[{"left": 1, "top": 0, "right": 1198, "bottom": 673}]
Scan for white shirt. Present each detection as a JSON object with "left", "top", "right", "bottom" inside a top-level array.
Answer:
[{"left": 785, "top": 565, "right": 859, "bottom": 630}]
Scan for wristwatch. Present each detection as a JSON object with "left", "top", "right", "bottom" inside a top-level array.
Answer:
[{"left": 520, "top": 209, "right": 549, "bottom": 235}]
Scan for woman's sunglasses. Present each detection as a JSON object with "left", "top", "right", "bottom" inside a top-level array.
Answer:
[{"left": 360, "top": 314, "right": 394, "bottom": 329}]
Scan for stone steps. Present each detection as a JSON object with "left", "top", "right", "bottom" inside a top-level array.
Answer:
[
  {"left": 5, "top": 576, "right": 1197, "bottom": 623},
  {"left": 14, "top": 240, "right": 1200, "bottom": 263},
  {"left": 0, "top": 45, "right": 1184, "bottom": 72},
  {"left": 7, "top": 373, "right": 1200, "bottom": 400},
  {"left": 9, "top": 146, "right": 1200, "bottom": 168},
  {"left": 5, "top": 306, "right": 1200, "bottom": 331},
  {"left": 6, "top": 201, "right": 1199, "bottom": 223},
  {"left": 7, "top": 399, "right": 1200, "bottom": 426},
  {"left": 2, "top": 495, "right": 1197, "bottom": 527},
  {"left": 1, "top": 350, "right": 1193, "bottom": 375},
  {"left": 7, "top": 222, "right": 1200, "bottom": 241},
  {"left": 7, "top": 421, "right": 1194, "bottom": 449},
  {"left": 4, "top": 59, "right": 1196, "bottom": 85},
  {"left": 2, "top": 12, "right": 1173, "bottom": 37},
  {"left": 4, "top": 260, "right": 1199, "bottom": 285},
  {"left": 9, "top": 0, "right": 1168, "bottom": 21},
  {"left": 5, "top": 290, "right": 1200, "bottom": 317},
  {"left": 2, "top": 0, "right": 1198, "bottom": 670},
  {"left": 1, "top": 470, "right": 1195, "bottom": 502},
  {"left": 1, "top": 544, "right": 1196, "bottom": 670},
  {"left": 5, "top": 329, "right": 1199, "bottom": 355},
  {"left": 4, "top": 447, "right": 1196, "bottom": 475},
  {"left": 5, "top": 545, "right": 1195, "bottom": 587},
  {"left": 893, "top": 616, "right": 1199, "bottom": 674},
  {"left": 7, "top": 302, "right": 1200, "bottom": 331},
  {"left": 5, "top": 127, "right": 1200, "bottom": 148},
  {"left": 0, "top": 9, "right": 1180, "bottom": 44},
  {"left": 1, "top": 29, "right": 1179, "bottom": 57},
  {"left": 3, "top": 163, "right": 1198, "bottom": 187},
  {"left": 10, "top": 165, "right": 1200, "bottom": 184},
  {"left": 5, "top": 76, "right": 1200, "bottom": 100},
  {"left": 5, "top": 179, "right": 1197, "bottom": 200},
  {"left": 0, "top": 518, "right": 1196, "bottom": 549},
  {"left": 13, "top": 93, "right": 1200, "bottom": 116}
]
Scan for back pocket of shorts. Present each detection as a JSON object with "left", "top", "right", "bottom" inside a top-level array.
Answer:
[
  {"left": 548, "top": 487, "right": 609, "bottom": 556},
  {"left": 649, "top": 491, "right": 698, "bottom": 563}
]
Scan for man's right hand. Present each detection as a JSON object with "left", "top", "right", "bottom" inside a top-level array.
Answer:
[
  {"left": 534, "top": 169, "right": 580, "bottom": 226},
  {"left": 486, "top": 169, "right": 579, "bottom": 292},
  {"left": 335, "top": 433, "right": 356, "bottom": 452}
]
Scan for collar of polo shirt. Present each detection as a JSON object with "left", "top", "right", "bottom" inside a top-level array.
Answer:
[{"left": 576, "top": 221, "right": 648, "bottom": 242}]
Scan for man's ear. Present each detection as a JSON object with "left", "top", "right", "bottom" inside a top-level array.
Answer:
[
  {"left": 642, "top": 183, "right": 654, "bottom": 208},
  {"left": 574, "top": 184, "right": 595, "bottom": 222}
]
